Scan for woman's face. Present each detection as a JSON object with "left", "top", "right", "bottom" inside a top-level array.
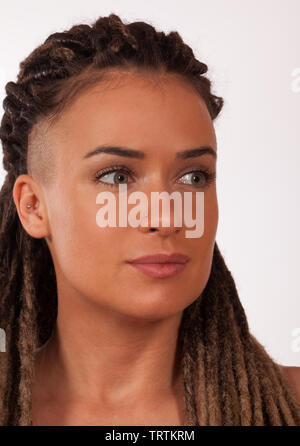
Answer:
[{"left": 23, "top": 70, "right": 218, "bottom": 321}]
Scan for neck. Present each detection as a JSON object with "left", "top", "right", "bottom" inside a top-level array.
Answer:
[{"left": 33, "top": 291, "right": 185, "bottom": 409}]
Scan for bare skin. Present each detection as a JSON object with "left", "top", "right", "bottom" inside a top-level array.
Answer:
[
  {"left": 13, "top": 69, "right": 300, "bottom": 425},
  {"left": 32, "top": 332, "right": 187, "bottom": 426}
]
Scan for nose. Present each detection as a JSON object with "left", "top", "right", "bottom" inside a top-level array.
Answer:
[
  {"left": 138, "top": 221, "right": 181, "bottom": 236},
  {"left": 137, "top": 194, "right": 183, "bottom": 237},
  {"left": 138, "top": 218, "right": 181, "bottom": 236}
]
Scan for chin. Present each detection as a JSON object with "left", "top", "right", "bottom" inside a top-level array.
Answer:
[{"left": 115, "top": 294, "right": 193, "bottom": 321}]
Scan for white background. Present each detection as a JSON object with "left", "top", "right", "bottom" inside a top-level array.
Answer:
[{"left": 0, "top": 0, "right": 299, "bottom": 365}]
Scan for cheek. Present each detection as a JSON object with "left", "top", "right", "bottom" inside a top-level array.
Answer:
[
  {"left": 202, "top": 191, "right": 218, "bottom": 264},
  {"left": 49, "top": 196, "right": 120, "bottom": 290},
  {"left": 189, "top": 188, "right": 218, "bottom": 246},
  {"left": 204, "top": 191, "right": 218, "bottom": 240},
  {"left": 185, "top": 191, "right": 218, "bottom": 292}
]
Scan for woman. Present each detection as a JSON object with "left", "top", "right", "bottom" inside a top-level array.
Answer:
[{"left": 0, "top": 13, "right": 299, "bottom": 426}]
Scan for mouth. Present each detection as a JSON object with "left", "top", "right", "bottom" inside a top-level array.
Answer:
[{"left": 126, "top": 253, "right": 190, "bottom": 279}]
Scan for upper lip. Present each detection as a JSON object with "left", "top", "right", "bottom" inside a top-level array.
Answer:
[{"left": 127, "top": 253, "right": 190, "bottom": 264}]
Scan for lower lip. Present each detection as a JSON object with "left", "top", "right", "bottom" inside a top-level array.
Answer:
[{"left": 127, "top": 262, "right": 187, "bottom": 278}]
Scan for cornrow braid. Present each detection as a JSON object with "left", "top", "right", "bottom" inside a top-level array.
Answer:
[{"left": 0, "top": 13, "right": 299, "bottom": 426}]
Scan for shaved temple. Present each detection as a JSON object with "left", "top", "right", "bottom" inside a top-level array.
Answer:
[{"left": 27, "top": 118, "right": 57, "bottom": 187}]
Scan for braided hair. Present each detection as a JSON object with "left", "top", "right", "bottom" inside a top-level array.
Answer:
[{"left": 0, "top": 13, "right": 299, "bottom": 426}]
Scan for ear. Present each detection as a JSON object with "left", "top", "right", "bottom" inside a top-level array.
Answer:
[{"left": 12, "top": 174, "right": 51, "bottom": 239}]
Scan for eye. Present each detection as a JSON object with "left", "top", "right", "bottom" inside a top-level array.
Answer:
[
  {"left": 93, "top": 165, "right": 216, "bottom": 188},
  {"left": 177, "top": 169, "right": 216, "bottom": 188},
  {"left": 93, "top": 165, "right": 134, "bottom": 188}
]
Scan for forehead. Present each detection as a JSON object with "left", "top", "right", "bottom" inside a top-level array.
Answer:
[{"left": 50, "top": 71, "right": 217, "bottom": 163}]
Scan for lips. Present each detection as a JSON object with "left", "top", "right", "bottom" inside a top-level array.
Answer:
[
  {"left": 127, "top": 253, "right": 190, "bottom": 264},
  {"left": 126, "top": 253, "right": 190, "bottom": 278}
]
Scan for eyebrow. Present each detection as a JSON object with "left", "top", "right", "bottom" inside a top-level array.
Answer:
[{"left": 83, "top": 145, "right": 217, "bottom": 160}]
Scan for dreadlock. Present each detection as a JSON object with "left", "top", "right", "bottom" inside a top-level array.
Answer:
[{"left": 0, "top": 13, "right": 299, "bottom": 426}]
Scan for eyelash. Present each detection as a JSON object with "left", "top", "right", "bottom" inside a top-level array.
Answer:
[{"left": 92, "top": 164, "right": 216, "bottom": 188}]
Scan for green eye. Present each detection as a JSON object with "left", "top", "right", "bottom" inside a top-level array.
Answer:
[
  {"left": 93, "top": 165, "right": 216, "bottom": 189},
  {"left": 179, "top": 172, "right": 204, "bottom": 186},
  {"left": 100, "top": 171, "right": 131, "bottom": 185},
  {"left": 178, "top": 170, "right": 216, "bottom": 187},
  {"left": 94, "top": 166, "right": 134, "bottom": 188}
]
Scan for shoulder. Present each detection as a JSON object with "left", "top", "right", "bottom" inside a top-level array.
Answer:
[{"left": 278, "top": 364, "right": 300, "bottom": 405}]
